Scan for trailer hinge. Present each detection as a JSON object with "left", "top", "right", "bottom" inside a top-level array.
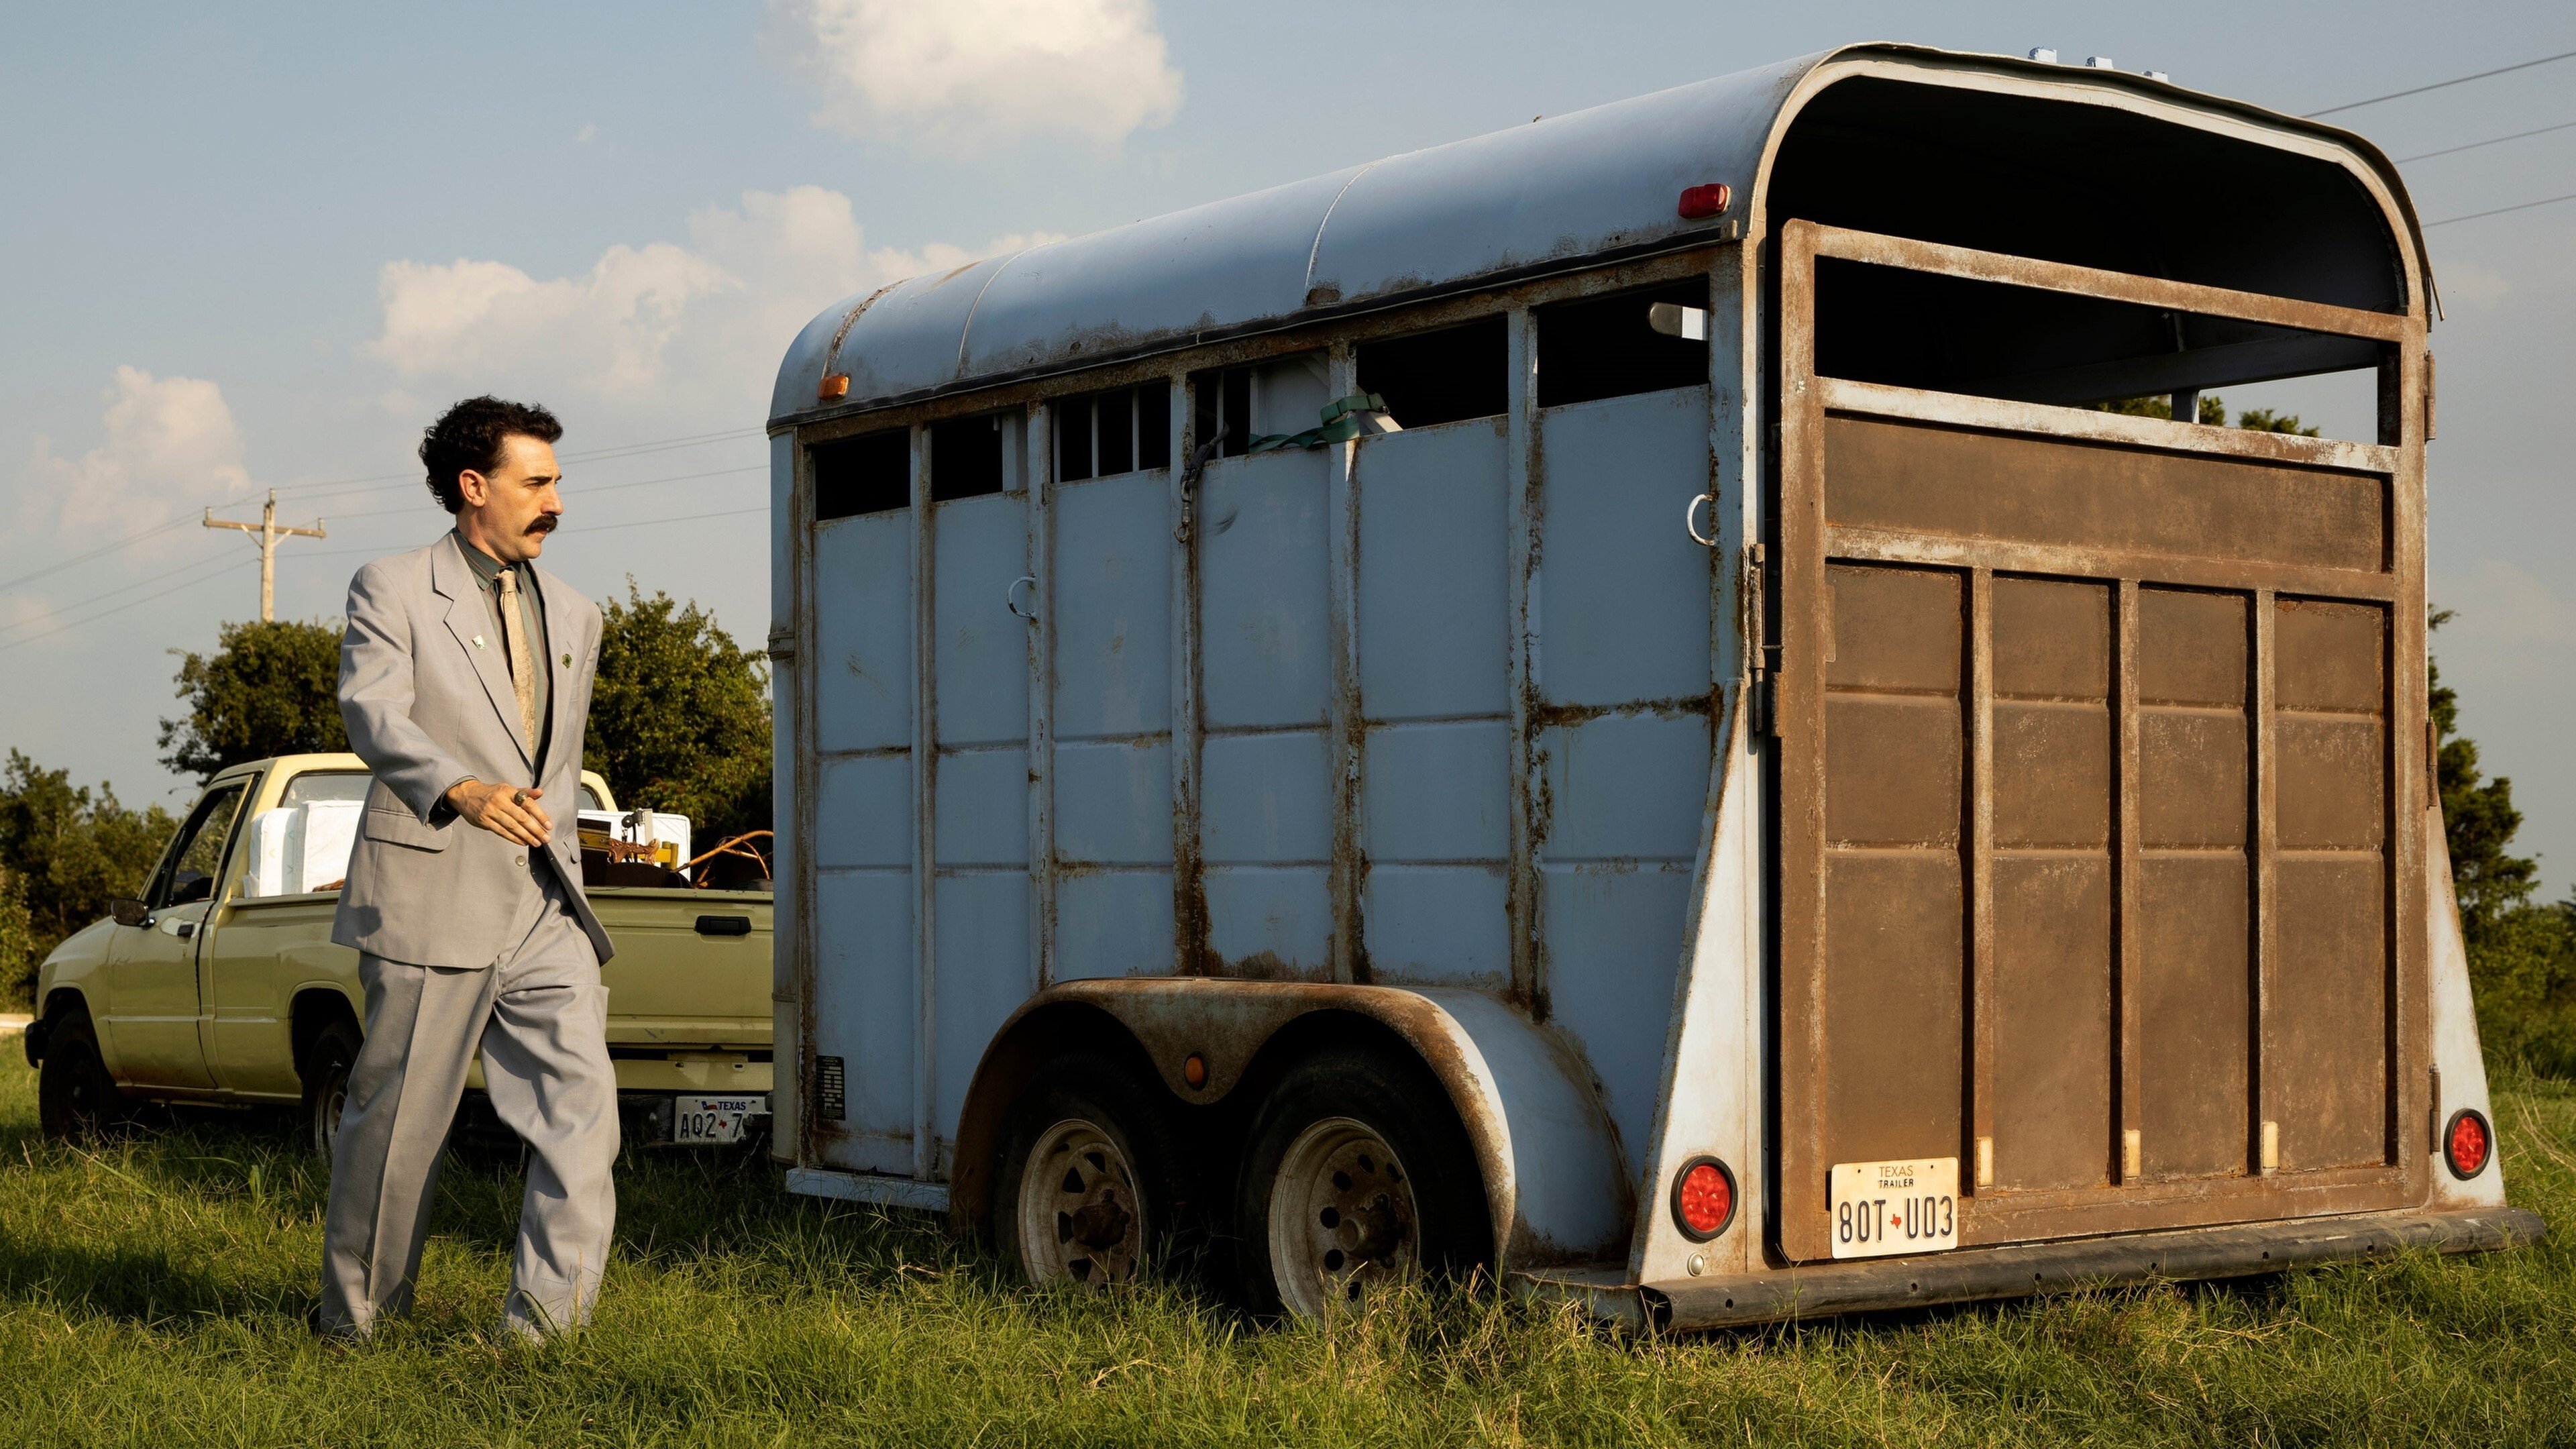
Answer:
[
  {"left": 1746, "top": 543, "right": 1778, "bottom": 737},
  {"left": 767, "top": 627, "right": 799, "bottom": 663}
]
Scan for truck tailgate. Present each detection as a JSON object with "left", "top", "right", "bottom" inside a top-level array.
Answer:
[{"left": 590, "top": 887, "right": 773, "bottom": 1050}]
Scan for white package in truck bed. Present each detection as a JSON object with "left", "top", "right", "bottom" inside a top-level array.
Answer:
[{"left": 242, "top": 800, "right": 364, "bottom": 897}]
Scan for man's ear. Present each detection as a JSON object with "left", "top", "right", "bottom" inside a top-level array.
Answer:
[{"left": 458, "top": 470, "right": 491, "bottom": 508}]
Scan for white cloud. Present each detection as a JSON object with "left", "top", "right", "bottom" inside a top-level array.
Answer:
[
  {"left": 773, "top": 0, "right": 1182, "bottom": 148},
  {"left": 26, "top": 366, "right": 253, "bottom": 537},
  {"left": 365, "top": 186, "right": 1059, "bottom": 418},
  {"left": 2436, "top": 259, "right": 2512, "bottom": 312},
  {"left": 2433, "top": 559, "right": 2576, "bottom": 647}
]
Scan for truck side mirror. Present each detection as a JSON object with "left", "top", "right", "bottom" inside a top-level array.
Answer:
[{"left": 110, "top": 898, "right": 150, "bottom": 928}]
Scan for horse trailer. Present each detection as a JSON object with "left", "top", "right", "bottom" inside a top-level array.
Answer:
[{"left": 763, "top": 42, "right": 2540, "bottom": 1327}]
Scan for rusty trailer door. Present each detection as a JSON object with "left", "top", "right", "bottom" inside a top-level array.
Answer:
[{"left": 1773, "top": 221, "right": 2429, "bottom": 1262}]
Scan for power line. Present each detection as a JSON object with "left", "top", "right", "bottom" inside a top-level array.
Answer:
[
  {"left": 0, "top": 470, "right": 769, "bottom": 643},
  {"left": 0, "top": 516, "right": 195, "bottom": 596},
  {"left": 0, "top": 504, "right": 773, "bottom": 655},
  {"left": 0, "top": 545, "right": 238, "bottom": 643},
  {"left": 286, "top": 506, "right": 770, "bottom": 564},
  {"left": 0, "top": 426, "right": 766, "bottom": 598},
  {"left": 0, "top": 551, "right": 252, "bottom": 657},
  {"left": 2398, "top": 117, "right": 2576, "bottom": 163},
  {"left": 2424, "top": 191, "right": 2576, "bottom": 227},
  {"left": 2305, "top": 48, "right": 2576, "bottom": 117},
  {"left": 302, "top": 462, "right": 767, "bottom": 525}
]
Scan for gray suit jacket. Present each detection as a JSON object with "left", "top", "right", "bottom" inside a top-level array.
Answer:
[{"left": 331, "top": 533, "right": 615, "bottom": 968}]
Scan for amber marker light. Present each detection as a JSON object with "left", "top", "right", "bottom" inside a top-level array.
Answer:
[
  {"left": 1671, "top": 1156, "right": 1737, "bottom": 1241},
  {"left": 1183, "top": 1053, "right": 1208, "bottom": 1089},
  {"left": 818, "top": 372, "right": 851, "bottom": 401}
]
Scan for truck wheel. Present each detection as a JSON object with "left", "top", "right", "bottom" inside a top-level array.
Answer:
[
  {"left": 1236, "top": 1045, "right": 1491, "bottom": 1318},
  {"left": 36, "top": 1006, "right": 125, "bottom": 1143},
  {"left": 994, "top": 1053, "right": 1181, "bottom": 1290},
  {"left": 301, "top": 1022, "right": 362, "bottom": 1160}
]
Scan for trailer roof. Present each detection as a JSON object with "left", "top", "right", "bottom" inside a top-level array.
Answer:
[{"left": 769, "top": 42, "right": 2427, "bottom": 430}]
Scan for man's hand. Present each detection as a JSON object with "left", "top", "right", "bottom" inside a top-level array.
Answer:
[{"left": 445, "top": 780, "right": 554, "bottom": 847}]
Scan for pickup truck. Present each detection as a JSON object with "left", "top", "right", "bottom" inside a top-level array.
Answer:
[{"left": 26, "top": 753, "right": 774, "bottom": 1155}]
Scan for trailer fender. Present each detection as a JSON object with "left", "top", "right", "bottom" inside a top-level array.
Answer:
[
  {"left": 953, "top": 977, "right": 1631, "bottom": 1270},
  {"left": 2426, "top": 804, "right": 2508, "bottom": 1208}
]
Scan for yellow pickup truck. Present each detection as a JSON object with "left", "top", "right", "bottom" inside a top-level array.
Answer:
[{"left": 26, "top": 753, "right": 773, "bottom": 1155}]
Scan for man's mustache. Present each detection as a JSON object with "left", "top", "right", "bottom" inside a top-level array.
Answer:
[{"left": 526, "top": 515, "right": 559, "bottom": 535}]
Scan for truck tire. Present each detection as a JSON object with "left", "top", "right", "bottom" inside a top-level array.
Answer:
[
  {"left": 994, "top": 1053, "right": 1183, "bottom": 1291},
  {"left": 301, "top": 1021, "right": 362, "bottom": 1161},
  {"left": 36, "top": 1006, "right": 125, "bottom": 1143},
  {"left": 1235, "top": 1044, "right": 1491, "bottom": 1318}
]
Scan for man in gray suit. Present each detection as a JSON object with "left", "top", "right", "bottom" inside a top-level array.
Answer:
[{"left": 318, "top": 395, "right": 619, "bottom": 1341}]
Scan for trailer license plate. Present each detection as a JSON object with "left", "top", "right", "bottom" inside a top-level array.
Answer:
[
  {"left": 674, "top": 1094, "right": 765, "bottom": 1145},
  {"left": 1829, "top": 1157, "right": 1960, "bottom": 1259}
]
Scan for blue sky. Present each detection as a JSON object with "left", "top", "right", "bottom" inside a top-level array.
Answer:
[{"left": 5, "top": 1, "right": 2573, "bottom": 890}]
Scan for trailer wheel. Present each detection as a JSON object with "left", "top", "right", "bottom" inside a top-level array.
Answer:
[
  {"left": 995, "top": 1053, "right": 1181, "bottom": 1290},
  {"left": 301, "top": 1021, "right": 362, "bottom": 1161},
  {"left": 1236, "top": 1045, "right": 1489, "bottom": 1318},
  {"left": 36, "top": 1005, "right": 125, "bottom": 1144}
]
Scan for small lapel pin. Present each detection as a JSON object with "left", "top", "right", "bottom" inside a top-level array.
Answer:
[{"left": 472, "top": 635, "right": 488, "bottom": 649}]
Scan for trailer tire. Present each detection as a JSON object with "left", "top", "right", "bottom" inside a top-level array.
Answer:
[
  {"left": 37, "top": 1005, "right": 125, "bottom": 1144},
  {"left": 1235, "top": 1044, "right": 1489, "bottom": 1318},
  {"left": 301, "top": 1022, "right": 362, "bottom": 1161},
  {"left": 994, "top": 1052, "right": 1183, "bottom": 1291}
]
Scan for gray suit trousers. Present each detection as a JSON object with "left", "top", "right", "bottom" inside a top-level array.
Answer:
[{"left": 318, "top": 871, "right": 619, "bottom": 1339}]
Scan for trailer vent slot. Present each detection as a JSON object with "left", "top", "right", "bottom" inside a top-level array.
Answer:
[
  {"left": 930, "top": 413, "right": 1008, "bottom": 501},
  {"left": 812, "top": 429, "right": 910, "bottom": 521},
  {"left": 1535, "top": 282, "right": 1710, "bottom": 407},
  {"left": 1056, "top": 383, "right": 1172, "bottom": 482},
  {"left": 1356, "top": 315, "right": 1507, "bottom": 429}
]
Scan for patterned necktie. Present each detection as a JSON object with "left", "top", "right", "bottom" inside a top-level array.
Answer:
[{"left": 496, "top": 568, "right": 540, "bottom": 754}]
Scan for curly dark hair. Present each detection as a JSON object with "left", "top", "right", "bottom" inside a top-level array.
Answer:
[{"left": 419, "top": 396, "right": 564, "bottom": 513}]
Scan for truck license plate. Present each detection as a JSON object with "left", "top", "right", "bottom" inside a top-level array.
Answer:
[
  {"left": 674, "top": 1094, "right": 767, "bottom": 1145},
  {"left": 1829, "top": 1157, "right": 1960, "bottom": 1259}
]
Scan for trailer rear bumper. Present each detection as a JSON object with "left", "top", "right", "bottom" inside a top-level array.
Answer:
[{"left": 1522, "top": 1205, "right": 2546, "bottom": 1333}]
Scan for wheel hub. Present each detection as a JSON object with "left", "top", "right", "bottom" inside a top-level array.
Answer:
[
  {"left": 1016, "top": 1118, "right": 1145, "bottom": 1288},
  {"left": 1269, "top": 1117, "right": 1421, "bottom": 1316}
]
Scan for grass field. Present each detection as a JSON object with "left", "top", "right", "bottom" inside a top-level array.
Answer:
[{"left": 1, "top": 1053, "right": 2569, "bottom": 1448}]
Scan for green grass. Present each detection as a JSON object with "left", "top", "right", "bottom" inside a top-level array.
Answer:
[{"left": 0, "top": 1055, "right": 2569, "bottom": 1448}]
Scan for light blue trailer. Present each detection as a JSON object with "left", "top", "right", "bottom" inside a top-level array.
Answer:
[{"left": 767, "top": 43, "right": 2536, "bottom": 1326}]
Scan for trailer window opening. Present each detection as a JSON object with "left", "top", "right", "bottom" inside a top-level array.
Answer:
[
  {"left": 1055, "top": 383, "right": 1172, "bottom": 482},
  {"left": 1768, "top": 77, "right": 2407, "bottom": 313},
  {"left": 1535, "top": 282, "right": 1711, "bottom": 407},
  {"left": 930, "top": 413, "right": 1008, "bottom": 502},
  {"left": 280, "top": 771, "right": 370, "bottom": 807},
  {"left": 1192, "top": 352, "right": 1330, "bottom": 459},
  {"left": 1810, "top": 258, "right": 2385, "bottom": 442},
  {"left": 1356, "top": 315, "right": 1507, "bottom": 428},
  {"left": 812, "top": 428, "right": 910, "bottom": 521}
]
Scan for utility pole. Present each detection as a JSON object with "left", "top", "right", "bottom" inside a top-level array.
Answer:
[{"left": 202, "top": 489, "right": 326, "bottom": 622}]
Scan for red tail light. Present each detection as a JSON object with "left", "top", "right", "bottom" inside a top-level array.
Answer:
[
  {"left": 1677, "top": 183, "right": 1732, "bottom": 220},
  {"left": 2444, "top": 1108, "right": 2492, "bottom": 1179},
  {"left": 1671, "top": 1156, "right": 1737, "bottom": 1240}
]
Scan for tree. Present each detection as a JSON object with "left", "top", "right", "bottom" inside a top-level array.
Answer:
[
  {"left": 158, "top": 619, "right": 347, "bottom": 782},
  {"left": 0, "top": 871, "right": 34, "bottom": 1013},
  {"left": 2092, "top": 393, "right": 2321, "bottom": 435},
  {"left": 2429, "top": 614, "right": 2538, "bottom": 941},
  {"left": 2426, "top": 610, "right": 2576, "bottom": 1073},
  {"left": 584, "top": 584, "right": 772, "bottom": 845},
  {"left": 0, "top": 751, "right": 176, "bottom": 1006}
]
